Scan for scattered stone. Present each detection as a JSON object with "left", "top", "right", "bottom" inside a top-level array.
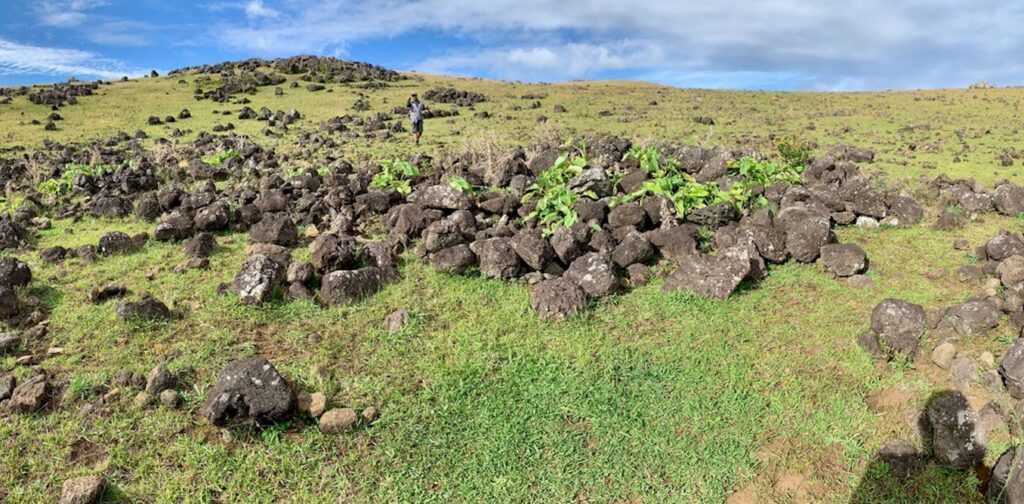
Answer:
[
  {"left": 159, "top": 389, "right": 181, "bottom": 408},
  {"left": 319, "top": 407, "right": 358, "bottom": 434},
  {"left": 320, "top": 267, "right": 384, "bottom": 306},
  {"left": 89, "top": 283, "right": 127, "bottom": 303},
  {"left": 145, "top": 363, "right": 174, "bottom": 395},
  {"left": 115, "top": 296, "right": 172, "bottom": 321},
  {"left": 200, "top": 358, "right": 296, "bottom": 426},
  {"left": 951, "top": 356, "right": 979, "bottom": 389},
  {"left": 383, "top": 308, "right": 410, "bottom": 335},
  {"left": 230, "top": 255, "right": 282, "bottom": 305},
  {"left": 10, "top": 373, "right": 49, "bottom": 413},
  {"left": 819, "top": 243, "right": 868, "bottom": 277},
  {"left": 297, "top": 391, "right": 327, "bottom": 418},
  {"left": 931, "top": 342, "right": 957, "bottom": 370},
  {"left": 59, "top": 475, "right": 106, "bottom": 504},
  {"left": 870, "top": 299, "right": 926, "bottom": 359}
]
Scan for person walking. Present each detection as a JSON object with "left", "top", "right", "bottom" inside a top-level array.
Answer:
[{"left": 408, "top": 92, "right": 426, "bottom": 146}]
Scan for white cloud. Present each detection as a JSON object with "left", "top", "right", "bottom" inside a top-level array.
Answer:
[
  {"left": 0, "top": 37, "right": 150, "bottom": 80},
  {"left": 418, "top": 41, "right": 665, "bottom": 80},
  {"left": 36, "top": 0, "right": 108, "bottom": 27},
  {"left": 244, "top": 0, "right": 279, "bottom": 18},
  {"left": 210, "top": 0, "right": 1024, "bottom": 89}
]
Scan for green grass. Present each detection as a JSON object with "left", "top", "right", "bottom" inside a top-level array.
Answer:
[{"left": 3, "top": 68, "right": 1024, "bottom": 502}]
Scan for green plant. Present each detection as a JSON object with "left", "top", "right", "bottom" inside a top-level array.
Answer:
[
  {"left": 449, "top": 176, "right": 473, "bottom": 194},
  {"left": 37, "top": 162, "right": 123, "bottom": 197},
  {"left": 523, "top": 146, "right": 591, "bottom": 236},
  {"left": 775, "top": 133, "right": 812, "bottom": 169},
  {"left": 371, "top": 158, "right": 419, "bottom": 195},
  {"left": 201, "top": 148, "right": 239, "bottom": 167}
]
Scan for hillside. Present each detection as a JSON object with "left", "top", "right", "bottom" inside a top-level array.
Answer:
[{"left": 2, "top": 56, "right": 1024, "bottom": 503}]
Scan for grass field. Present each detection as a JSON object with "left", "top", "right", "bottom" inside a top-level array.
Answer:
[{"left": 2, "top": 68, "right": 1024, "bottom": 502}]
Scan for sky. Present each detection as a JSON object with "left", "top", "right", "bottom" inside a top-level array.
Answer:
[{"left": 0, "top": 0, "right": 1022, "bottom": 90}]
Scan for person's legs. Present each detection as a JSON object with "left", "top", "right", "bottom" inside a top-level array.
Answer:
[{"left": 412, "top": 120, "right": 423, "bottom": 145}]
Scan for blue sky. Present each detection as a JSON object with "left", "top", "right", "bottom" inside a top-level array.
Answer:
[{"left": 1, "top": 1, "right": 1022, "bottom": 90}]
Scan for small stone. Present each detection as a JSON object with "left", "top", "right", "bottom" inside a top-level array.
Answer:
[
  {"left": 361, "top": 406, "right": 378, "bottom": 424},
  {"left": 855, "top": 216, "right": 880, "bottom": 229},
  {"left": 384, "top": 309, "right": 410, "bottom": 335},
  {"left": 304, "top": 225, "right": 319, "bottom": 238},
  {"left": 159, "top": 389, "right": 181, "bottom": 409},
  {"left": 931, "top": 342, "right": 957, "bottom": 370},
  {"left": 847, "top": 274, "right": 872, "bottom": 288},
  {"left": 102, "top": 388, "right": 121, "bottom": 403},
  {"left": 298, "top": 391, "right": 327, "bottom": 418},
  {"left": 951, "top": 356, "right": 979, "bottom": 390},
  {"left": 981, "top": 351, "right": 995, "bottom": 368},
  {"left": 133, "top": 391, "right": 153, "bottom": 408},
  {"left": 60, "top": 475, "right": 105, "bottom": 504},
  {"left": 319, "top": 407, "right": 358, "bottom": 434},
  {"left": 145, "top": 363, "right": 174, "bottom": 395}
]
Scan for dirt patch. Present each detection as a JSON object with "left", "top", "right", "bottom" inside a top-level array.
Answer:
[
  {"left": 68, "top": 439, "right": 107, "bottom": 467},
  {"left": 865, "top": 385, "right": 913, "bottom": 413}
]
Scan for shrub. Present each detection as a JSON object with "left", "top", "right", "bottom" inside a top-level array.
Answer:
[
  {"left": 201, "top": 148, "right": 239, "bottom": 167},
  {"left": 37, "top": 162, "right": 123, "bottom": 197},
  {"left": 522, "top": 145, "right": 591, "bottom": 237},
  {"left": 370, "top": 158, "right": 419, "bottom": 195}
]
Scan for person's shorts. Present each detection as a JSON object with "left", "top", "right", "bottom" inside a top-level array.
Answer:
[{"left": 411, "top": 120, "right": 423, "bottom": 134}]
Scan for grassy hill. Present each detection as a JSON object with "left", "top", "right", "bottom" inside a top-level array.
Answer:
[{"left": 2, "top": 60, "right": 1024, "bottom": 503}]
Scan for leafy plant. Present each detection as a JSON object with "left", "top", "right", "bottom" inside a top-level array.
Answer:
[
  {"left": 371, "top": 158, "right": 419, "bottom": 195},
  {"left": 449, "top": 176, "right": 473, "bottom": 194},
  {"left": 37, "top": 162, "right": 123, "bottom": 197},
  {"left": 523, "top": 145, "right": 591, "bottom": 236},
  {"left": 775, "top": 133, "right": 812, "bottom": 170},
  {"left": 201, "top": 149, "right": 239, "bottom": 167}
]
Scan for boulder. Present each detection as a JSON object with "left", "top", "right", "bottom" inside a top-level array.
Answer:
[
  {"left": 428, "top": 244, "right": 477, "bottom": 274},
  {"left": 115, "top": 297, "right": 172, "bottom": 321},
  {"left": 530, "top": 278, "right": 587, "bottom": 320},
  {"left": 988, "top": 234, "right": 1024, "bottom": 262},
  {"left": 662, "top": 244, "right": 752, "bottom": 299},
  {"left": 612, "top": 231, "right": 654, "bottom": 268},
  {"left": 98, "top": 231, "right": 136, "bottom": 255},
  {"left": 999, "top": 338, "right": 1024, "bottom": 399},
  {"left": 565, "top": 252, "right": 618, "bottom": 298},
  {"left": 194, "top": 202, "right": 230, "bottom": 231},
  {"left": 988, "top": 445, "right": 1024, "bottom": 503},
  {"left": 249, "top": 214, "right": 298, "bottom": 247},
  {"left": 550, "top": 224, "right": 591, "bottom": 264},
  {"left": 607, "top": 203, "right": 647, "bottom": 229},
  {"left": 309, "top": 233, "right": 357, "bottom": 272},
  {"left": 870, "top": 299, "right": 926, "bottom": 359},
  {"left": 994, "top": 184, "right": 1024, "bottom": 216},
  {"left": 230, "top": 255, "right": 282, "bottom": 305},
  {"left": 0, "top": 257, "right": 31, "bottom": 288},
  {"left": 780, "top": 209, "right": 835, "bottom": 262},
  {"left": 819, "top": 243, "right": 867, "bottom": 277},
  {"left": 0, "top": 286, "right": 17, "bottom": 319},
  {"left": 200, "top": 358, "right": 295, "bottom": 426},
  {"left": 154, "top": 212, "right": 194, "bottom": 241},
  {"left": 926, "top": 391, "right": 986, "bottom": 470},
  {"left": 409, "top": 185, "right": 470, "bottom": 210},
  {"left": 510, "top": 230, "right": 554, "bottom": 271},
  {"left": 939, "top": 300, "right": 1000, "bottom": 338},
  {"left": 320, "top": 267, "right": 384, "bottom": 306},
  {"left": 469, "top": 238, "right": 522, "bottom": 279},
  {"left": 999, "top": 255, "right": 1024, "bottom": 292}
]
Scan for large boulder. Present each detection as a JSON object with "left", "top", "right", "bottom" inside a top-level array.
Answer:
[
  {"left": 565, "top": 252, "right": 618, "bottom": 298},
  {"left": 0, "top": 257, "right": 31, "bottom": 288},
  {"left": 926, "top": 391, "right": 986, "bottom": 470},
  {"left": 194, "top": 202, "right": 230, "bottom": 232},
  {"left": 780, "top": 208, "right": 835, "bottom": 262},
  {"left": 988, "top": 234, "right": 1024, "bottom": 262},
  {"left": 249, "top": 214, "right": 298, "bottom": 247},
  {"left": 993, "top": 183, "right": 1024, "bottom": 216},
  {"left": 530, "top": 278, "right": 587, "bottom": 320},
  {"left": 469, "top": 238, "right": 522, "bottom": 279},
  {"left": 939, "top": 300, "right": 1000, "bottom": 338},
  {"left": 661, "top": 244, "right": 752, "bottom": 299},
  {"left": 819, "top": 243, "right": 867, "bottom": 277},
  {"left": 870, "top": 299, "right": 926, "bottom": 359},
  {"left": 309, "top": 233, "right": 357, "bottom": 272},
  {"left": 510, "top": 230, "right": 554, "bottom": 271},
  {"left": 999, "top": 255, "right": 1024, "bottom": 292},
  {"left": 320, "top": 267, "right": 384, "bottom": 306},
  {"left": 428, "top": 244, "right": 477, "bottom": 274},
  {"left": 230, "top": 255, "right": 282, "bottom": 305},
  {"left": 409, "top": 185, "right": 470, "bottom": 210},
  {"left": 200, "top": 358, "right": 296, "bottom": 426},
  {"left": 1000, "top": 338, "right": 1024, "bottom": 399},
  {"left": 988, "top": 445, "right": 1024, "bottom": 503}
]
